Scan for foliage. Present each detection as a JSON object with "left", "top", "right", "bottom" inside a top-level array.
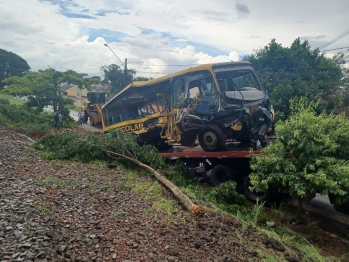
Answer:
[
  {"left": 0, "top": 49, "right": 30, "bottom": 89},
  {"left": 199, "top": 181, "right": 247, "bottom": 213},
  {"left": 0, "top": 98, "right": 74, "bottom": 131},
  {"left": 1, "top": 68, "right": 98, "bottom": 120},
  {"left": 0, "top": 93, "right": 26, "bottom": 105},
  {"left": 244, "top": 38, "right": 347, "bottom": 121},
  {"left": 100, "top": 64, "right": 152, "bottom": 93},
  {"left": 250, "top": 97, "right": 349, "bottom": 206},
  {"left": 100, "top": 64, "right": 136, "bottom": 93},
  {"left": 133, "top": 76, "right": 153, "bottom": 81},
  {"left": 33, "top": 129, "right": 165, "bottom": 166}
]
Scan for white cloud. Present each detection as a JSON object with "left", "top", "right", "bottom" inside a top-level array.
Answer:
[{"left": 0, "top": 0, "right": 348, "bottom": 79}]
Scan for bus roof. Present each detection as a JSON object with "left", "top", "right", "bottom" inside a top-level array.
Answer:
[{"left": 103, "top": 61, "right": 252, "bottom": 108}]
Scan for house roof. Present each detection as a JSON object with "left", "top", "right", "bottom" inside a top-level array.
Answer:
[{"left": 61, "top": 84, "right": 74, "bottom": 92}]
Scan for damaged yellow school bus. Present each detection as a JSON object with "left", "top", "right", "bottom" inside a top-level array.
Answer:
[{"left": 100, "top": 61, "right": 273, "bottom": 151}]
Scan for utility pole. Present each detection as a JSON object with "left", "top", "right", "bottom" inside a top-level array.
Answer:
[
  {"left": 124, "top": 58, "right": 127, "bottom": 88},
  {"left": 104, "top": 43, "right": 128, "bottom": 89}
]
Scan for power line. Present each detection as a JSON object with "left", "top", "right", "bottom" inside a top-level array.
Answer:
[
  {"left": 129, "top": 64, "right": 200, "bottom": 67},
  {"left": 321, "top": 46, "right": 349, "bottom": 52},
  {"left": 319, "top": 28, "right": 349, "bottom": 50}
]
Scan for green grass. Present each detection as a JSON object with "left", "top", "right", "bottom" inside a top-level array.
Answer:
[
  {"left": 0, "top": 93, "right": 26, "bottom": 105},
  {"left": 112, "top": 210, "right": 128, "bottom": 217},
  {"left": 35, "top": 205, "right": 51, "bottom": 215},
  {"left": 37, "top": 175, "right": 64, "bottom": 187},
  {"left": 119, "top": 168, "right": 179, "bottom": 223}
]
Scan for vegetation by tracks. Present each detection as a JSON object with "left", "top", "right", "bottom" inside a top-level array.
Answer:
[{"left": 32, "top": 127, "right": 349, "bottom": 261}]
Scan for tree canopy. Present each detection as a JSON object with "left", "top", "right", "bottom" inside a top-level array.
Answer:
[
  {"left": 100, "top": 64, "right": 136, "bottom": 94},
  {"left": 250, "top": 98, "right": 349, "bottom": 210},
  {"left": 0, "top": 49, "right": 30, "bottom": 89},
  {"left": 133, "top": 76, "right": 153, "bottom": 81},
  {"left": 100, "top": 64, "right": 152, "bottom": 93},
  {"left": 244, "top": 38, "right": 347, "bottom": 120},
  {"left": 2, "top": 68, "right": 98, "bottom": 117}
]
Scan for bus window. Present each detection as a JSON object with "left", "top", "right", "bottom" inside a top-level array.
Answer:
[
  {"left": 172, "top": 78, "right": 186, "bottom": 108},
  {"left": 188, "top": 77, "right": 216, "bottom": 105}
]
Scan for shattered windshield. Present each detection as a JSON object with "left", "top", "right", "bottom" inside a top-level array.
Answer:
[{"left": 215, "top": 70, "right": 262, "bottom": 92}]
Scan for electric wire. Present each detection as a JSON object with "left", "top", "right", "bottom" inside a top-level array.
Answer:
[
  {"left": 321, "top": 46, "right": 349, "bottom": 52},
  {"left": 318, "top": 28, "right": 349, "bottom": 50}
]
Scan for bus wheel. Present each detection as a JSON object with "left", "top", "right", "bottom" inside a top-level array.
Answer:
[
  {"left": 242, "top": 176, "right": 271, "bottom": 202},
  {"left": 198, "top": 125, "right": 226, "bottom": 152},
  {"left": 328, "top": 194, "right": 349, "bottom": 215},
  {"left": 209, "top": 165, "right": 236, "bottom": 186}
]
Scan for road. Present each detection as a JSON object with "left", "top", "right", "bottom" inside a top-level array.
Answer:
[{"left": 44, "top": 106, "right": 101, "bottom": 132}]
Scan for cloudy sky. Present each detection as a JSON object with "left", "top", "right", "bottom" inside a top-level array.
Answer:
[{"left": 1, "top": 0, "right": 348, "bottom": 78}]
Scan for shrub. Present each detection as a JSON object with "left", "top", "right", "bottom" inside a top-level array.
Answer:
[
  {"left": 33, "top": 129, "right": 165, "bottom": 168},
  {"left": 0, "top": 100, "right": 76, "bottom": 131},
  {"left": 250, "top": 98, "right": 349, "bottom": 208}
]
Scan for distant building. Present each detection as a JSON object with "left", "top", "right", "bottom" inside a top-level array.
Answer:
[
  {"left": 90, "top": 84, "right": 109, "bottom": 92},
  {"left": 60, "top": 83, "right": 88, "bottom": 107}
]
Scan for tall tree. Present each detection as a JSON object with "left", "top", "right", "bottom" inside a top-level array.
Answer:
[
  {"left": 2, "top": 68, "right": 97, "bottom": 115},
  {"left": 134, "top": 76, "right": 153, "bottom": 81},
  {"left": 244, "top": 38, "right": 345, "bottom": 121},
  {"left": 100, "top": 64, "right": 136, "bottom": 93},
  {"left": 0, "top": 49, "right": 30, "bottom": 89}
]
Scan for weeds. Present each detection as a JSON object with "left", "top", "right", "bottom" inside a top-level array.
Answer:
[
  {"left": 50, "top": 160, "right": 64, "bottom": 169},
  {"left": 66, "top": 175, "right": 81, "bottom": 190},
  {"left": 143, "top": 208, "right": 150, "bottom": 217},
  {"left": 112, "top": 210, "right": 128, "bottom": 217},
  {"left": 90, "top": 160, "right": 108, "bottom": 168},
  {"left": 37, "top": 175, "right": 64, "bottom": 187},
  {"left": 119, "top": 170, "right": 178, "bottom": 223},
  {"left": 236, "top": 200, "right": 265, "bottom": 227},
  {"left": 99, "top": 185, "right": 110, "bottom": 192},
  {"left": 19, "top": 156, "right": 30, "bottom": 163},
  {"left": 35, "top": 205, "right": 51, "bottom": 215}
]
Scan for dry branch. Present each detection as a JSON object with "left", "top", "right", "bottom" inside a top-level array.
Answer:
[{"left": 104, "top": 149, "right": 205, "bottom": 214}]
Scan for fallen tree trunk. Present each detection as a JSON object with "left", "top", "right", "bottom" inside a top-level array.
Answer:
[{"left": 104, "top": 149, "right": 205, "bottom": 214}]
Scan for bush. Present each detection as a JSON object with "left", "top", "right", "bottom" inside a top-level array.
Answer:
[
  {"left": 33, "top": 129, "right": 166, "bottom": 168},
  {"left": 250, "top": 98, "right": 349, "bottom": 207},
  {"left": 0, "top": 99, "right": 77, "bottom": 131}
]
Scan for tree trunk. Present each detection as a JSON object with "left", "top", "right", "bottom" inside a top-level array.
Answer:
[{"left": 104, "top": 150, "right": 205, "bottom": 214}]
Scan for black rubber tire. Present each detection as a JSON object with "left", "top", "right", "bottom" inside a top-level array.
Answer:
[
  {"left": 242, "top": 176, "right": 271, "bottom": 202},
  {"left": 209, "top": 165, "right": 236, "bottom": 186},
  {"left": 333, "top": 203, "right": 349, "bottom": 215},
  {"left": 328, "top": 194, "right": 349, "bottom": 215},
  {"left": 198, "top": 125, "right": 226, "bottom": 152}
]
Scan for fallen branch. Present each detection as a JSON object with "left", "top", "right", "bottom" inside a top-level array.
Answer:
[{"left": 104, "top": 149, "right": 205, "bottom": 214}]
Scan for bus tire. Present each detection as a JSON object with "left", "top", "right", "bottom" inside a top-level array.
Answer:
[
  {"left": 328, "top": 194, "right": 349, "bottom": 215},
  {"left": 209, "top": 165, "right": 236, "bottom": 186},
  {"left": 198, "top": 125, "right": 226, "bottom": 152},
  {"left": 242, "top": 176, "right": 271, "bottom": 202}
]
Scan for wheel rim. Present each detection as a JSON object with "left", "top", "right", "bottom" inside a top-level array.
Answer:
[{"left": 203, "top": 131, "right": 217, "bottom": 149}]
